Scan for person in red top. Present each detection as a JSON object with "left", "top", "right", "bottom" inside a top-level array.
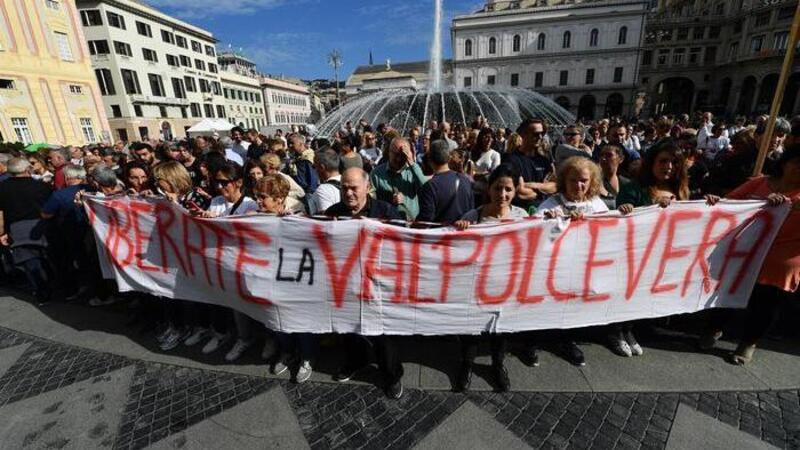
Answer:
[
  {"left": 701, "top": 144, "right": 800, "bottom": 364},
  {"left": 48, "top": 148, "right": 69, "bottom": 190}
]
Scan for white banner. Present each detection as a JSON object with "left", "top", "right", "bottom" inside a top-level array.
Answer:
[{"left": 85, "top": 197, "right": 789, "bottom": 335}]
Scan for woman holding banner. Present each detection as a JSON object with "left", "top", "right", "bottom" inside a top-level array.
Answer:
[
  {"left": 453, "top": 164, "right": 529, "bottom": 392},
  {"left": 614, "top": 142, "right": 690, "bottom": 357},
  {"left": 701, "top": 144, "right": 800, "bottom": 364}
]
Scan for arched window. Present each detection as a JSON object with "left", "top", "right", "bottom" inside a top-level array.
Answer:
[
  {"left": 562, "top": 31, "right": 571, "bottom": 49},
  {"left": 513, "top": 34, "right": 521, "bottom": 52},
  {"left": 589, "top": 28, "right": 599, "bottom": 47},
  {"left": 537, "top": 33, "right": 546, "bottom": 50},
  {"left": 618, "top": 26, "right": 628, "bottom": 45},
  {"left": 465, "top": 39, "right": 473, "bottom": 56},
  {"left": 489, "top": 37, "right": 497, "bottom": 54}
]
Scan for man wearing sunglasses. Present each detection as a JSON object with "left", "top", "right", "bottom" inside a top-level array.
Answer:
[
  {"left": 553, "top": 125, "right": 592, "bottom": 169},
  {"left": 504, "top": 118, "right": 557, "bottom": 210}
]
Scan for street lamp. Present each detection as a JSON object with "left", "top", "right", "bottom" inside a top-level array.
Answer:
[{"left": 327, "top": 49, "right": 343, "bottom": 106}]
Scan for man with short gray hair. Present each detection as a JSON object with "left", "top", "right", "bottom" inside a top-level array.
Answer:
[
  {"left": 309, "top": 148, "right": 341, "bottom": 215},
  {"left": 49, "top": 147, "right": 70, "bottom": 189}
]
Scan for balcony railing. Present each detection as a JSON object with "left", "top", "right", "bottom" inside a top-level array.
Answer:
[{"left": 129, "top": 94, "right": 190, "bottom": 107}]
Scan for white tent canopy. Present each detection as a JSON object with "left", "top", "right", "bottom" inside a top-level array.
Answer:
[{"left": 186, "top": 118, "right": 234, "bottom": 137}]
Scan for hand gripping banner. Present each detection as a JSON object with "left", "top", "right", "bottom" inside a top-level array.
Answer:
[{"left": 85, "top": 197, "right": 789, "bottom": 336}]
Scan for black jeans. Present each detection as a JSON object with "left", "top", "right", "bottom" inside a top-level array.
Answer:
[
  {"left": 706, "top": 283, "right": 796, "bottom": 345},
  {"left": 343, "top": 335, "right": 404, "bottom": 385},
  {"left": 460, "top": 334, "right": 507, "bottom": 367}
]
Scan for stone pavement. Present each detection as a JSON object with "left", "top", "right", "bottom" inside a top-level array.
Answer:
[{"left": 0, "top": 290, "right": 799, "bottom": 449}]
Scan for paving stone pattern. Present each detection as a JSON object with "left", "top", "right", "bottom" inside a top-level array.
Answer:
[{"left": 0, "top": 325, "right": 799, "bottom": 450}]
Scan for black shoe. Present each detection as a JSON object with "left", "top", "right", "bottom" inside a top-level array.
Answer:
[
  {"left": 333, "top": 365, "right": 360, "bottom": 382},
  {"left": 454, "top": 363, "right": 473, "bottom": 392},
  {"left": 563, "top": 341, "right": 585, "bottom": 367},
  {"left": 520, "top": 347, "right": 539, "bottom": 367},
  {"left": 493, "top": 364, "right": 510, "bottom": 392},
  {"left": 385, "top": 380, "right": 403, "bottom": 399}
]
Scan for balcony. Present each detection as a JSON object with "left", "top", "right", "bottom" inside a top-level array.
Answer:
[{"left": 129, "top": 94, "right": 190, "bottom": 107}]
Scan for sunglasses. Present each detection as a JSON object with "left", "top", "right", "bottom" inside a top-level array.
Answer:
[
  {"left": 215, "top": 179, "right": 233, "bottom": 187},
  {"left": 527, "top": 131, "right": 544, "bottom": 137}
]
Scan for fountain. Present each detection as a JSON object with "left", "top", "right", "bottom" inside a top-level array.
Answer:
[{"left": 314, "top": 0, "right": 574, "bottom": 137}]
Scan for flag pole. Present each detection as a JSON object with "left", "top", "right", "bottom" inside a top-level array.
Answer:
[{"left": 753, "top": 0, "right": 800, "bottom": 176}]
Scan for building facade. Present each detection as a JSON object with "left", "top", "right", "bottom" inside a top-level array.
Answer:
[
  {"left": 641, "top": 0, "right": 799, "bottom": 118},
  {"left": 260, "top": 76, "right": 311, "bottom": 126},
  {"left": 218, "top": 50, "right": 266, "bottom": 130},
  {"left": 76, "top": 0, "right": 225, "bottom": 142},
  {"left": 451, "top": 0, "right": 649, "bottom": 120},
  {"left": 0, "top": 0, "right": 110, "bottom": 145},
  {"left": 345, "top": 60, "right": 454, "bottom": 96}
]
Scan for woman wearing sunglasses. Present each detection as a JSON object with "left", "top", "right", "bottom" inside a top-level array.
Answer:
[{"left": 200, "top": 163, "right": 258, "bottom": 218}]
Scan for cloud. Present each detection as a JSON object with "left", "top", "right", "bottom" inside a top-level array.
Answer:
[{"left": 142, "top": 0, "right": 294, "bottom": 19}]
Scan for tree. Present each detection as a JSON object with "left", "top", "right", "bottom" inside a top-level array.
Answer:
[{"left": 327, "top": 49, "right": 343, "bottom": 104}]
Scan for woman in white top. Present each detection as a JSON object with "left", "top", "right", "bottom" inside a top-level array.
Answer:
[
  {"left": 453, "top": 164, "right": 529, "bottom": 393},
  {"left": 535, "top": 156, "right": 608, "bottom": 367},
  {"left": 473, "top": 128, "right": 502, "bottom": 175},
  {"left": 358, "top": 131, "right": 382, "bottom": 168},
  {"left": 202, "top": 163, "right": 258, "bottom": 218}
]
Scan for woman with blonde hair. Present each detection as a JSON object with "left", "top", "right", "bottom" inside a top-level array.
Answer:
[
  {"left": 505, "top": 132, "right": 523, "bottom": 155},
  {"left": 261, "top": 153, "right": 306, "bottom": 212}
]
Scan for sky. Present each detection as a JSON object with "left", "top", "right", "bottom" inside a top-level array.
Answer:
[{"left": 143, "top": 0, "right": 484, "bottom": 80}]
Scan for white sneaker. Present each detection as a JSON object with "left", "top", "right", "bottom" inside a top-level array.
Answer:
[
  {"left": 610, "top": 334, "right": 633, "bottom": 357},
  {"left": 225, "top": 339, "right": 252, "bottom": 362},
  {"left": 271, "top": 359, "right": 289, "bottom": 376},
  {"left": 261, "top": 338, "right": 276, "bottom": 360},
  {"left": 202, "top": 332, "right": 229, "bottom": 354},
  {"left": 296, "top": 360, "right": 312, "bottom": 383},
  {"left": 156, "top": 325, "right": 174, "bottom": 344},
  {"left": 184, "top": 327, "right": 210, "bottom": 347},
  {"left": 160, "top": 327, "right": 185, "bottom": 351},
  {"left": 625, "top": 331, "right": 644, "bottom": 356}
]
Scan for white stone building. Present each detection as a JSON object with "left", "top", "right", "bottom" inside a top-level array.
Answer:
[
  {"left": 218, "top": 50, "right": 266, "bottom": 130},
  {"left": 260, "top": 76, "right": 311, "bottom": 126},
  {"left": 76, "top": 0, "right": 225, "bottom": 141},
  {"left": 451, "top": 0, "right": 649, "bottom": 120},
  {"left": 345, "top": 60, "right": 454, "bottom": 96}
]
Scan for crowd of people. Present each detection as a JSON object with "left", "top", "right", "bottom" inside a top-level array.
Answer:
[{"left": 0, "top": 111, "right": 797, "bottom": 399}]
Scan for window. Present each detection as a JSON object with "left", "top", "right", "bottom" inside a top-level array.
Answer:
[
  {"left": 80, "top": 10, "right": 102, "bottom": 26},
  {"left": 255, "top": 93, "right": 261, "bottom": 102},
  {"left": 95, "top": 69, "right": 115, "bottom": 95},
  {"left": 111, "top": 105, "right": 121, "bottom": 118},
  {"left": 677, "top": 27, "right": 688, "bottom": 41},
  {"left": 134, "top": 105, "right": 142, "bottom": 117},
  {"left": 69, "top": 84, "right": 82, "bottom": 94},
  {"left": 113, "top": 41, "right": 132, "bottom": 57},
  {"left": 80, "top": 118, "right": 96, "bottom": 143},
  {"left": 689, "top": 47, "right": 701, "bottom": 64},
  {"left": 613, "top": 67, "right": 623, "bottom": 83},
  {"left": 585, "top": 68, "right": 595, "bottom": 85},
  {"left": 190, "top": 103, "right": 201, "bottom": 117},
  {"left": 161, "top": 30, "right": 175, "bottom": 44},
  {"left": 0, "top": 79, "right": 15, "bottom": 89},
  {"left": 715, "top": 2, "right": 724, "bottom": 14},
  {"left": 618, "top": 26, "right": 627, "bottom": 45},
  {"left": 774, "top": 32, "right": 789, "bottom": 51},
  {"left": 672, "top": 48, "right": 685, "bottom": 64},
  {"left": 142, "top": 48, "right": 158, "bottom": 62},
  {"left": 510, "top": 73, "right": 519, "bottom": 86},
  {"left": 184, "top": 76, "right": 196, "bottom": 92},
  {"left": 136, "top": 21, "right": 152, "bottom": 37},
  {"left": 513, "top": 34, "right": 521, "bottom": 52},
  {"left": 562, "top": 31, "right": 571, "bottom": 49},
  {"left": 45, "top": 0, "right": 60, "bottom": 11},
  {"left": 751, "top": 36, "right": 764, "bottom": 53},
  {"left": 121, "top": 69, "right": 141, "bottom": 94},
  {"left": 203, "top": 104, "right": 215, "bottom": 118},
  {"left": 181, "top": 107, "right": 187, "bottom": 119},
  {"left": 733, "top": 20, "right": 743, "bottom": 35},
  {"left": 559, "top": 70, "right": 568, "bottom": 86},
  {"left": 534, "top": 72, "right": 543, "bottom": 88},
  {"left": 204, "top": 45, "right": 215, "bottom": 57},
  {"left": 778, "top": 6, "right": 795, "bottom": 20},
  {"left": 12, "top": 118, "right": 33, "bottom": 145},
  {"left": 199, "top": 79, "right": 210, "bottom": 93},
  {"left": 589, "top": 29, "right": 598, "bottom": 47},
  {"left": 537, "top": 33, "right": 546, "bottom": 50},
  {"left": 171, "top": 78, "right": 186, "bottom": 99},
  {"left": 87, "top": 40, "right": 109, "bottom": 55},
  {"left": 658, "top": 49, "right": 669, "bottom": 65},
  {"left": 487, "top": 75, "right": 496, "bottom": 86},
  {"left": 191, "top": 40, "right": 202, "bottom": 53},
  {"left": 106, "top": 12, "right": 125, "bottom": 29},
  {"left": 704, "top": 46, "right": 716, "bottom": 63},
  {"left": 180, "top": 55, "right": 191, "bottom": 67},
  {"left": 464, "top": 39, "right": 473, "bottom": 56},
  {"left": 176, "top": 35, "right": 187, "bottom": 48},
  {"left": 138, "top": 126, "right": 148, "bottom": 140},
  {"left": 463, "top": 76, "right": 472, "bottom": 87},
  {"left": 159, "top": 106, "right": 167, "bottom": 118},
  {"left": 693, "top": 27, "right": 704, "bottom": 40},
  {"left": 166, "top": 54, "right": 179, "bottom": 67},
  {"left": 117, "top": 129, "right": 128, "bottom": 142},
  {"left": 194, "top": 59, "right": 206, "bottom": 71},
  {"left": 642, "top": 50, "right": 652, "bottom": 65},
  {"left": 489, "top": 37, "right": 497, "bottom": 54},
  {"left": 148, "top": 74, "right": 165, "bottom": 97},
  {"left": 708, "top": 26, "right": 720, "bottom": 39},
  {"left": 54, "top": 32, "right": 73, "bottom": 61},
  {"left": 216, "top": 105, "right": 226, "bottom": 118},
  {"left": 208, "top": 63, "right": 218, "bottom": 73},
  {"left": 211, "top": 81, "right": 221, "bottom": 96},
  {"left": 728, "top": 42, "right": 739, "bottom": 61},
  {"left": 754, "top": 12, "right": 771, "bottom": 27}
]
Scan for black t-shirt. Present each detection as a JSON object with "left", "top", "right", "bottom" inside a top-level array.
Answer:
[
  {"left": 0, "top": 177, "right": 52, "bottom": 233},
  {"left": 417, "top": 171, "right": 474, "bottom": 223},
  {"left": 325, "top": 197, "right": 404, "bottom": 220},
  {"left": 246, "top": 143, "right": 268, "bottom": 161},
  {"left": 503, "top": 152, "right": 552, "bottom": 184},
  {"left": 184, "top": 158, "right": 203, "bottom": 187}
]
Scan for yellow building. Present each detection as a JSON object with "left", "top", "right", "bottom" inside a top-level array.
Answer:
[{"left": 0, "top": 0, "right": 109, "bottom": 145}]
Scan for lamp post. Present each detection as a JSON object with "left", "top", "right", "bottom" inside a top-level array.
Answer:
[{"left": 327, "top": 49, "right": 343, "bottom": 107}]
